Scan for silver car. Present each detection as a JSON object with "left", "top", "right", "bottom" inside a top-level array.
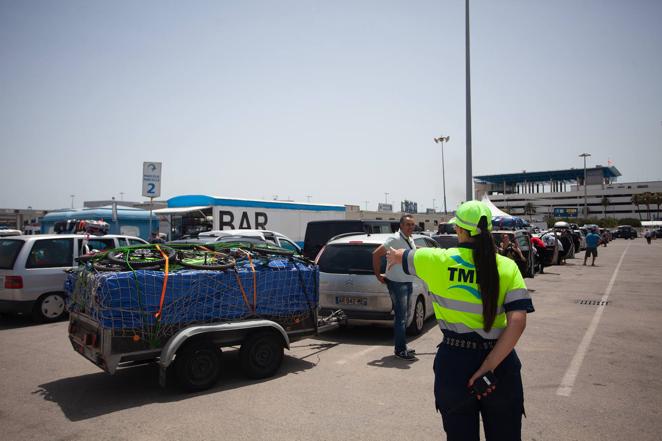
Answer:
[
  {"left": 0, "top": 234, "right": 147, "bottom": 323},
  {"left": 198, "top": 229, "right": 302, "bottom": 254},
  {"left": 316, "top": 233, "right": 437, "bottom": 335}
]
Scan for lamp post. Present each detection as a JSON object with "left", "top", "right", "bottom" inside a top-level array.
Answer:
[
  {"left": 70, "top": 194, "right": 75, "bottom": 209},
  {"left": 579, "top": 153, "right": 591, "bottom": 217},
  {"left": 465, "top": 0, "right": 473, "bottom": 202},
  {"left": 434, "top": 136, "right": 450, "bottom": 213}
]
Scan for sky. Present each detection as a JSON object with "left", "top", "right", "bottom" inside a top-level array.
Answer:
[{"left": 1, "top": 0, "right": 661, "bottom": 212}]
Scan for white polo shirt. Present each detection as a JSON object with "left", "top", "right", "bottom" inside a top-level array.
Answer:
[{"left": 383, "top": 230, "right": 417, "bottom": 282}]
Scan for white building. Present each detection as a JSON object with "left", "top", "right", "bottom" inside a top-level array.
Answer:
[{"left": 474, "top": 166, "right": 662, "bottom": 221}]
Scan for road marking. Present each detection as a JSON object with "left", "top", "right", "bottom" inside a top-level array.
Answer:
[
  {"left": 556, "top": 243, "right": 630, "bottom": 397},
  {"left": 336, "top": 345, "right": 381, "bottom": 365}
]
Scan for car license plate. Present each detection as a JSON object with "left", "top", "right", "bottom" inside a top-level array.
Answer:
[{"left": 335, "top": 296, "right": 367, "bottom": 306}]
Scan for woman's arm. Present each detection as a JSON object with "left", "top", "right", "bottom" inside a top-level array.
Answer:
[{"left": 468, "top": 310, "right": 527, "bottom": 397}]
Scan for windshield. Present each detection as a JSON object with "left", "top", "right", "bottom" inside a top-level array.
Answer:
[
  {"left": 318, "top": 244, "right": 383, "bottom": 274},
  {"left": 0, "top": 239, "right": 25, "bottom": 269}
]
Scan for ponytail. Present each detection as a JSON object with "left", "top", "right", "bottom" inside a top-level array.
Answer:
[{"left": 472, "top": 216, "right": 500, "bottom": 332}]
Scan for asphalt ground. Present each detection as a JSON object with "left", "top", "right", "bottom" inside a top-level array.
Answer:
[{"left": 0, "top": 238, "right": 661, "bottom": 441}]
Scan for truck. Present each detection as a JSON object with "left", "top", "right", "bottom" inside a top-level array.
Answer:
[{"left": 154, "top": 195, "right": 347, "bottom": 245}]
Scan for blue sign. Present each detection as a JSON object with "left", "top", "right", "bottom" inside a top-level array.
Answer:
[{"left": 553, "top": 207, "right": 578, "bottom": 218}]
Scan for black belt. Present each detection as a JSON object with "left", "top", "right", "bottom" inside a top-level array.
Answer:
[{"left": 441, "top": 336, "right": 497, "bottom": 350}]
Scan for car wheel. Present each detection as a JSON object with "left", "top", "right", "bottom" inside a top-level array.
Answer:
[
  {"left": 406, "top": 296, "right": 426, "bottom": 336},
  {"left": 240, "top": 331, "right": 284, "bottom": 379},
  {"left": 175, "top": 340, "right": 222, "bottom": 392},
  {"left": 32, "top": 293, "right": 67, "bottom": 323}
]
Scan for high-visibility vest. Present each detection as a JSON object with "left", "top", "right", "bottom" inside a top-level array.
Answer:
[{"left": 409, "top": 246, "right": 529, "bottom": 339}]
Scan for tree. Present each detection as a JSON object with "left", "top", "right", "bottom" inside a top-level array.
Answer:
[
  {"left": 631, "top": 194, "right": 643, "bottom": 221},
  {"left": 601, "top": 196, "right": 610, "bottom": 217},
  {"left": 654, "top": 192, "right": 662, "bottom": 220},
  {"left": 641, "top": 192, "right": 654, "bottom": 221},
  {"left": 523, "top": 202, "right": 537, "bottom": 221}
]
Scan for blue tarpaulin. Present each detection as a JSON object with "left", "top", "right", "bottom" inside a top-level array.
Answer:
[{"left": 66, "top": 259, "right": 318, "bottom": 330}]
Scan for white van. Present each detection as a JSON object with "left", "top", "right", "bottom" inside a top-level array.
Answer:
[{"left": 0, "top": 234, "right": 147, "bottom": 323}]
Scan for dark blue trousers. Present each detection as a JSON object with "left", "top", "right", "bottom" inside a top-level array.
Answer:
[{"left": 433, "top": 344, "right": 524, "bottom": 441}]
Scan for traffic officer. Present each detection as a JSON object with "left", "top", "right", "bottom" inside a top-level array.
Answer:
[{"left": 386, "top": 200, "right": 534, "bottom": 441}]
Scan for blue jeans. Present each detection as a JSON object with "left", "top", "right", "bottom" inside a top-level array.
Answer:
[{"left": 386, "top": 280, "right": 412, "bottom": 353}]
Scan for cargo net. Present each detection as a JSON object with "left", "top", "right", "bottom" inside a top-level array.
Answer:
[{"left": 65, "top": 243, "right": 318, "bottom": 347}]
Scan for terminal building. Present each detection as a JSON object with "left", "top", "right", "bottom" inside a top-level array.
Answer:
[{"left": 474, "top": 165, "right": 662, "bottom": 221}]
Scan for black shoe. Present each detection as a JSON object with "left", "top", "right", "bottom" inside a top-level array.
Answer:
[{"left": 395, "top": 350, "right": 416, "bottom": 361}]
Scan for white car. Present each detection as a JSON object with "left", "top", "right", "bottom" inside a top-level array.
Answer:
[
  {"left": 0, "top": 234, "right": 148, "bottom": 322},
  {"left": 198, "top": 229, "right": 301, "bottom": 254},
  {"left": 316, "top": 233, "right": 438, "bottom": 335}
]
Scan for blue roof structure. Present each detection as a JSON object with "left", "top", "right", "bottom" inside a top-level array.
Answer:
[
  {"left": 41, "top": 206, "right": 153, "bottom": 222},
  {"left": 474, "top": 166, "right": 621, "bottom": 185},
  {"left": 167, "top": 195, "right": 346, "bottom": 212},
  {"left": 40, "top": 206, "right": 157, "bottom": 239}
]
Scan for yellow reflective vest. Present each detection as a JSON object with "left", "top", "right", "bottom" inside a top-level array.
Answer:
[{"left": 404, "top": 246, "right": 532, "bottom": 340}]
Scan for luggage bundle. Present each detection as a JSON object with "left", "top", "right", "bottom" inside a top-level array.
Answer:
[{"left": 66, "top": 242, "right": 319, "bottom": 339}]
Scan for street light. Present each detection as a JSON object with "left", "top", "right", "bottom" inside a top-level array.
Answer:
[
  {"left": 434, "top": 136, "right": 450, "bottom": 213},
  {"left": 579, "top": 152, "right": 591, "bottom": 217},
  {"left": 70, "top": 194, "right": 75, "bottom": 209}
]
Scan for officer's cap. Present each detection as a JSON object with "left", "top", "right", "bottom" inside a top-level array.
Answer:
[{"left": 448, "top": 200, "right": 492, "bottom": 236}]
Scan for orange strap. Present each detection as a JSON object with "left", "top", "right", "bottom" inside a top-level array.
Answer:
[
  {"left": 233, "top": 271, "right": 253, "bottom": 313},
  {"left": 154, "top": 245, "right": 170, "bottom": 320}
]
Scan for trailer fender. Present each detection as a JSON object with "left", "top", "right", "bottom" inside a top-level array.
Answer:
[{"left": 159, "top": 319, "right": 290, "bottom": 371}]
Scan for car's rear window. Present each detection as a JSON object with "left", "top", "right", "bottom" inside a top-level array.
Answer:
[
  {"left": 0, "top": 239, "right": 25, "bottom": 269},
  {"left": 26, "top": 238, "right": 74, "bottom": 268},
  {"left": 317, "top": 244, "right": 384, "bottom": 274}
]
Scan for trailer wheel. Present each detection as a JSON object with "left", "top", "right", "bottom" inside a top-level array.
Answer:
[
  {"left": 240, "top": 331, "right": 284, "bottom": 379},
  {"left": 175, "top": 341, "right": 222, "bottom": 392}
]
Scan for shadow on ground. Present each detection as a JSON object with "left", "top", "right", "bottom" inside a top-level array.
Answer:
[
  {"left": 310, "top": 318, "right": 436, "bottom": 347},
  {"left": 0, "top": 313, "right": 67, "bottom": 330},
  {"left": 33, "top": 349, "right": 316, "bottom": 422}
]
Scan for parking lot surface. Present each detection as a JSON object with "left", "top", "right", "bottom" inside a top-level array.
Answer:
[{"left": 1, "top": 239, "right": 661, "bottom": 441}]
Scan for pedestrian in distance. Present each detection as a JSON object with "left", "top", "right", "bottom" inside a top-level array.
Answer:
[
  {"left": 584, "top": 228, "right": 601, "bottom": 266},
  {"left": 530, "top": 235, "right": 546, "bottom": 274},
  {"left": 498, "top": 233, "right": 525, "bottom": 265},
  {"left": 387, "top": 200, "right": 534, "bottom": 441},
  {"left": 372, "top": 214, "right": 418, "bottom": 361},
  {"left": 644, "top": 230, "right": 652, "bottom": 245},
  {"left": 149, "top": 232, "right": 165, "bottom": 244}
]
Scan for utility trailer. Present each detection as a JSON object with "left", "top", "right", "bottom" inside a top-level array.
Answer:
[{"left": 66, "top": 253, "right": 344, "bottom": 392}]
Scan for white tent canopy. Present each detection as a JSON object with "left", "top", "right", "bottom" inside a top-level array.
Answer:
[{"left": 481, "top": 194, "right": 512, "bottom": 218}]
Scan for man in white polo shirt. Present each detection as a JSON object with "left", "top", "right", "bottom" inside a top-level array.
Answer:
[{"left": 372, "top": 214, "right": 417, "bottom": 360}]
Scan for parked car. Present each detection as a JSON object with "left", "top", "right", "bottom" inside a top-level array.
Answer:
[
  {"left": 613, "top": 225, "right": 638, "bottom": 239},
  {"left": 436, "top": 223, "right": 456, "bottom": 235},
  {"left": 198, "top": 229, "right": 302, "bottom": 254},
  {"left": 302, "top": 220, "right": 398, "bottom": 260},
  {"left": 572, "top": 229, "right": 587, "bottom": 251},
  {"left": 537, "top": 231, "right": 562, "bottom": 266},
  {"left": 431, "top": 233, "right": 460, "bottom": 249},
  {"left": 316, "top": 233, "right": 437, "bottom": 335},
  {"left": 0, "top": 234, "right": 148, "bottom": 322},
  {"left": 492, "top": 230, "right": 536, "bottom": 278}
]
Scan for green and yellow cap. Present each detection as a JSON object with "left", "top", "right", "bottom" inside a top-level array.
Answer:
[{"left": 448, "top": 200, "right": 492, "bottom": 236}]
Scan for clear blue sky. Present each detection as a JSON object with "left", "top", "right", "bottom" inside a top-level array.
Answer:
[{"left": 1, "top": 0, "right": 661, "bottom": 211}]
